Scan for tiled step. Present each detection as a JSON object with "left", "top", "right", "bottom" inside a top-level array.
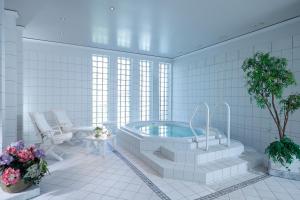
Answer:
[
  {"left": 140, "top": 136, "right": 224, "bottom": 151},
  {"left": 160, "top": 140, "right": 244, "bottom": 165},
  {"left": 197, "top": 137, "right": 227, "bottom": 148},
  {"left": 141, "top": 150, "right": 248, "bottom": 184}
]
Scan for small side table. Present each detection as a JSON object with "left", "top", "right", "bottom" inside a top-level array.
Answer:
[{"left": 84, "top": 135, "right": 116, "bottom": 157}]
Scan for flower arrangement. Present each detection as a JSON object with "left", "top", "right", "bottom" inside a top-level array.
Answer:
[
  {"left": 0, "top": 141, "right": 48, "bottom": 193},
  {"left": 94, "top": 126, "right": 111, "bottom": 139},
  {"left": 94, "top": 127, "right": 103, "bottom": 138}
]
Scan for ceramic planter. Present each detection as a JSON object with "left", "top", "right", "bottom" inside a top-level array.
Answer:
[
  {"left": 1, "top": 179, "right": 32, "bottom": 193},
  {"left": 268, "top": 159, "right": 300, "bottom": 180}
]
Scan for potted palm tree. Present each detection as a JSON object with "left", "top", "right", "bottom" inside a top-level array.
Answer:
[{"left": 242, "top": 52, "right": 300, "bottom": 180}]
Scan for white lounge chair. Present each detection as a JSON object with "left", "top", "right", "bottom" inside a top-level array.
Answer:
[
  {"left": 51, "top": 110, "right": 94, "bottom": 138},
  {"left": 29, "top": 112, "right": 73, "bottom": 161}
]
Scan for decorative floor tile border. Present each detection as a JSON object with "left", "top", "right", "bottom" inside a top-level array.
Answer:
[
  {"left": 112, "top": 145, "right": 269, "bottom": 200},
  {"left": 195, "top": 174, "right": 270, "bottom": 200},
  {"left": 112, "top": 148, "right": 172, "bottom": 200}
]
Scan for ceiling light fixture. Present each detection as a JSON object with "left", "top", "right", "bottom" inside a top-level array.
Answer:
[
  {"left": 59, "top": 32, "right": 64, "bottom": 38},
  {"left": 109, "top": 6, "right": 115, "bottom": 11},
  {"left": 59, "top": 17, "right": 66, "bottom": 21}
]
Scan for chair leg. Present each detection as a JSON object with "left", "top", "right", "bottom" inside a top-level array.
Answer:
[
  {"left": 49, "top": 150, "right": 64, "bottom": 161},
  {"left": 45, "top": 145, "right": 64, "bottom": 161},
  {"left": 66, "top": 140, "right": 75, "bottom": 146}
]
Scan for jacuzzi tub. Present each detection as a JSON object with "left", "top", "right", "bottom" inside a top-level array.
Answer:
[
  {"left": 124, "top": 121, "right": 204, "bottom": 138},
  {"left": 118, "top": 121, "right": 217, "bottom": 155}
]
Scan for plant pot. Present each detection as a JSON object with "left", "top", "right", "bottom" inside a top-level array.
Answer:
[
  {"left": 268, "top": 159, "right": 300, "bottom": 180},
  {"left": 1, "top": 179, "right": 32, "bottom": 193}
]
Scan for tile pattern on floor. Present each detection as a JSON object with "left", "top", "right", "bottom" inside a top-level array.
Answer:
[
  {"left": 214, "top": 176, "right": 300, "bottom": 200},
  {"left": 112, "top": 148, "right": 171, "bottom": 200},
  {"left": 196, "top": 174, "right": 270, "bottom": 200},
  {"left": 34, "top": 144, "right": 161, "bottom": 200},
  {"left": 33, "top": 143, "right": 300, "bottom": 200},
  {"left": 117, "top": 146, "right": 268, "bottom": 200},
  {"left": 116, "top": 146, "right": 300, "bottom": 200}
]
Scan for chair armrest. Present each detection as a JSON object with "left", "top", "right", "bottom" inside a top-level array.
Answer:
[
  {"left": 48, "top": 126, "right": 63, "bottom": 135},
  {"left": 51, "top": 125, "right": 64, "bottom": 134}
]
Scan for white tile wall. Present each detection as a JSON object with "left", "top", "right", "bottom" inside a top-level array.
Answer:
[
  {"left": 22, "top": 40, "right": 171, "bottom": 144},
  {"left": 16, "top": 26, "right": 23, "bottom": 141},
  {"left": 0, "top": 0, "right": 3, "bottom": 150},
  {"left": 172, "top": 18, "right": 300, "bottom": 153},
  {"left": 3, "top": 10, "right": 19, "bottom": 147}
]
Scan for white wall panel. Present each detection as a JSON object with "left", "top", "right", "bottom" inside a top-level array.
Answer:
[
  {"left": 22, "top": 40, "right": 171, "bottom": 144},
  {"left": 173, "top": 18, "right": 300, "bottom": 153}
]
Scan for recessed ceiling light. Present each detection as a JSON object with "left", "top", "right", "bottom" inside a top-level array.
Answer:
[
  {"left": 59, "top": 17, "right": 66, "bottom": 21},
  {"left": 109, "top": 6, "right": 115, "bottom": 11}
]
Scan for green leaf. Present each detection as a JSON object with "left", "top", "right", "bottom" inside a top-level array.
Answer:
[
  {"left": 242, "top": 52, "right": 299, "bottom": 138},
  {"left": 266, "top": 136, "right": 300, "bottom": 167},
  {"left": 280, "top": 94, "right": 300, "bottom": 114}
]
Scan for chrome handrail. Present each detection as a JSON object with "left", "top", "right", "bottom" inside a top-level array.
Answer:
[
  {"left": 189, "top": 102, "right": 210, "bottom": 151},
  {"left": 211, "top": 102, "right": 231, "bottom": 147}
]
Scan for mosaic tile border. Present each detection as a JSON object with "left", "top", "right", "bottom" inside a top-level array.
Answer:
[
  {"left": 111, "top": 145, "right": 269, "bottom": 200},
  {"left": 195, "top": 174, "right": 270, "bottom": 200},
  {"left": 112, "top": 148, "right": 172, "bottom": 200}
]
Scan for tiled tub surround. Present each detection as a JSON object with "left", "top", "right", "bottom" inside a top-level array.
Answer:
[
  {"left": 118, "top": 121, "right": 264, "bottom": 184},
  {"left": 117, "top": 144, "right": 270, "bottom": 200},
  {"left": 172, "top": 18, "right": 300, "bottom": 154},
  {"left": 121, "top": 121, "right": 228, "bottom": 151},
  {"left": 121, "top": 121, "right": 206, "bottom": 152}
]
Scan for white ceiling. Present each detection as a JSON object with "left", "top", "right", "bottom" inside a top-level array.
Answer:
[{"left": 5, "top": 0, "right": 300, "bottom": 58}]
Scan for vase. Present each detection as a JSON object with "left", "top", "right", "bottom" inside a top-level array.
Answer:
[
  {"left": 1, "top": 179, "right": 32, "bottom": 193},
  {"left": 268, "top": 159, "right": 300, "bottom": 180}
]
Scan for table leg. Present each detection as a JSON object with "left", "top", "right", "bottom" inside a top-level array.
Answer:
[
  {"left": 85, "top": 140, "right": 91, "bottom": 154},
  {"left": 112, "top": 137, "right": 116, "bottom": 150},
  {"left": 95, "top": 141, "right": 101, "bottom": 154},
  {"left": 87, "top": 140, "right": 95, "bottom": 154},
  {"left": 102, "top": 141, "right": 106, "bottom": 158}
]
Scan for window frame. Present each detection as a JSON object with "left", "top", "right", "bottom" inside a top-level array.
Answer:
[{"left": 92, "top": 55, "right": 109, "bottom": 127}]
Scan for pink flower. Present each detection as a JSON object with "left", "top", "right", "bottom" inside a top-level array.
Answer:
[
  {"left": 6, "top": 146, "right": 18, "bottom": 155},
  {"left": 1, "top": 167, "right": 20, "bottom": 186},
  {"left": 17, "top": 149, "right": 34, "bottom": 162}
]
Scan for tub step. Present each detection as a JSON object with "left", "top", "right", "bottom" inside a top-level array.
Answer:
[
  {"left": 196, "top": 137, "right": 227, "bottom": 148},
  {"left": 160, "top": 140, "right": 244, "bottom": 165},
  {"left": 141, "top": 150, "right": 248, "bottom": 184}
]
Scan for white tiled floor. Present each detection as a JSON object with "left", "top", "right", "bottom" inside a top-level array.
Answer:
[
  {"left": 214, "top": 177, "right": 300, "bottom": 200},
  {"left": 35, "top": 144, "right": 160, "bottom": 200},
  {"left": 119, "top": 145, "right": 268, "bottom": 200},
  {"left": 33, "top": 143, "right": 300, "bottom": 200}
]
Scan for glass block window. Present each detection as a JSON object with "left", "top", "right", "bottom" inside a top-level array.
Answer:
[
  {"left": 92, "top": 55, "right": 109, "bottom": 127},
  {"left": 140, "top": 60, "right": 152, "bottom": 121},
  {"left": 159, "top": 63, "right": 170, "bottom": 121},
  {"left": 117, "top": 57, "right": 131, "bottom": 127}
]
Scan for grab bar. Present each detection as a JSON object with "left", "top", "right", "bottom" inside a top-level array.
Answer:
[
  {"left": 189, "top": 102, "right": 210, "bottom": 151},
  {"left": 224, "top": 102, "right": 231, "bottom": 147},
  {"left": 211, "top": 102, "right": 231, "bottom": 147}
]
